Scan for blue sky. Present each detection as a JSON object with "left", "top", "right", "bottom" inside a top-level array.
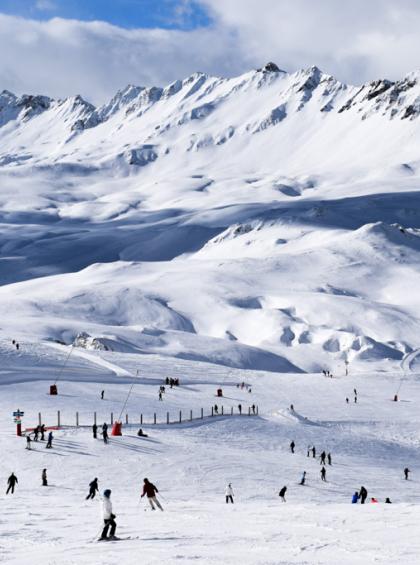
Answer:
[{"left": 0, "top": 0, "right": 211, "bottom": 29}]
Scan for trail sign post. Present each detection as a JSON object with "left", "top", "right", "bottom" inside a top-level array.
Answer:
[{"left": 13, "top": 409, "right": 24, "bottom": 436}]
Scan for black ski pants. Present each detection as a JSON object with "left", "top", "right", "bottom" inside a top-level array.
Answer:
[{"left": 101, "top": 518, "right": 116, "bottom": 538}]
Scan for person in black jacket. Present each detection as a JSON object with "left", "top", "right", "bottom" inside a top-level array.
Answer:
[
  {"left": 359, "top": 486, "right": 368, "bottom": 504},
  {"left": 6, "top": 473, "right": 18, "bottom": 494},
  {"left": 42, "top": 469, "right": 48, "bottom": 486},
  {"left": 92, "top": 424, "right": 98, "bottom": 439},
  {"left": 86, "top": 478, "right": 99, "bottom": 500},
  {"left": 279, "top": 486, "right": 287, "bottom": 502},
  {"left": 290, "top": 441, "right": 295, "bottom": 454}
]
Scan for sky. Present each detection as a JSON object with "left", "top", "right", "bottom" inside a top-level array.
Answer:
[{"left": 1, "top": 0, "right": 420, "bottom": 104}]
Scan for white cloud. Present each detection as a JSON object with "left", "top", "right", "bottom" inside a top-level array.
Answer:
[{"left": 1, "top": 2, "right": 420, "bottom": 105}]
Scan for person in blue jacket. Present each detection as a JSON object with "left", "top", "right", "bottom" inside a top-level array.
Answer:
[{"left": 352, "top": 491, "right": 359, "bottom": 503}]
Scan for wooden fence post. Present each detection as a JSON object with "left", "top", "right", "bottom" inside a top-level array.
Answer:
[
  {"left": 256, "top": 405, "right": 259, "bottom": 415},
  {"left": 126, "top": 414, "right": 128, "bottom": 425},
  {"left": 248, "top": 407, "right": 251, "bottom": 416},
  {"left": 167, "top": 412, "right": 169, "bottom": 424},
  {"left": 57, "top": 410, "right": 61, "bottom": 428},
  {"left": 154, "top": 413, "right": 157, "bottom": 425},
  {"left": 179, "top": 410, "right": 182, "bottom": 423},
  {"left": 221, "top": 406, "right": 224, "bottom": 415},
  {"left": 190, "top": 409, "right": 193, "bottom": 421},
  {"left": 94, "top": 412, "right": 97, "bottom": 425},
  {"left": 38, "top": 412, "right": 42, "bottom": 426},
  {"left": 211, "top": 407, "right": 214, "bottom": 417},
  {"left": 231, "top": 406, "right": 233, "bottom": 416},
  {"left": 76, "top": 412, "right": 79, "bottom": 427},
  {"left": 141, "top": 414, "right": 143, "bottom": 425},
  {"left": 111, "top": 412, "right": 114, "bottom": 425},
  {"left": 201, "top": 408, "right": 203, "bottom": 419}
]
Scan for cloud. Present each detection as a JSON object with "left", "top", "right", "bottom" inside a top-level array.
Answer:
[
  {"left": 35, "top": 0, "right": 56, "bottom": 11},
  {"left": 1, "top": 2, "right": 420, "bottom": 105}
]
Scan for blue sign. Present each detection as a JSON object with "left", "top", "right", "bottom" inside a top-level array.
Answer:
[{"left": 13, "top": 410, "right": 24, "bottom": 418}]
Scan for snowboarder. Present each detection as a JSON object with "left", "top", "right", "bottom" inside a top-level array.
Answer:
[
  {"left": 92, "top": 423, "right": 98, "bottom": 439},
  {"left": 42, "top": 469, "right": 48, "bottom": 486},
  {"left": 404, "top": 467, "right": 410, "bottom": 480},
  {"left": 279, "top": 486, "right": 287, "bottom": 502},
  {"left": 359, "top": 486, "right": 368, "bottom": 504},
  {"left": 225, "top": 483, "right": 234, "bottom": 504},
  {"left": 46, "top": 431, "right": 53, "bottom": 448},
  {"left": 352, "top": 491, "right": 359, "bottom": 503},
  {"left": 137, "top": 428, "right": 148, "bottom": 437},
  {"left": 238, "top": 404, "right": 242, "bottom": 415},
  {"left": 101, "top": 390, "right": 104, "bottom": 400},
  {"left": 300, "top": 471, "right": 307, "bottom": 485},
  {"left": 100, "top": 489, "right": 117, "bottom": 540},
  {"left": 320, "top": 467, "right": 327, "bottom": 482},
  {"left": 102, "top": 423, "right": 108, "bottom": 444},
  {"left": 327, "top": 453, "right": 332, "bottom": 466},
  {"left": 86, "top": 478, "right": 99, "bottom": 500},
  {"left": 40, "top": 424, "right": 45, "bottom": 441},
  {"left": 6, "top": 473, "right": 18, "bottom": 494},
  {"left": 385, "top": 497, "right": 392, "bottom": 504},
  {"left": 290, "top": 441, "right": 295, "bottom": 454},
  {"left": 141, "top": 478, "right": 163, "bottom": 511},
  {"left": 26, "top": 435, "right": 32, "bottom": 450},
  {"left": 320, "top": 451, "right": 326, "bottom": 465}
]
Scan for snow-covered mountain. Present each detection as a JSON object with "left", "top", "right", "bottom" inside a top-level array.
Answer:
[{"left": 1, "top": 62, "right": 420, "bottom": 373}]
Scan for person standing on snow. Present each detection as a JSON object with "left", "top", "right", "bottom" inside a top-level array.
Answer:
[
  {"left": 141, "top": 478, "right": 163, "bottom": 510},
  {"left": 320, "top": 451, "right": 326, "bottom": 465},
  {"left": 327, "top": 453, "right": 332, "bottom": 466},
  {"left": 102, "top": 423, "right": 108, "bottom": 444},
  {"left": 6, "top": 473, "right": 18, "bottom": 494},
  {"left": 238, "top": 404, "right": 242, "bottom": 415},
  {"left": 101, "top": 390, "right": 105, "bottom": 400},
  {"left": 100, "top": 489, "right": 117, "bottom": 540},
  {"left": 40, "top": 424, "right": 46, "bottom": 441},
  {"left": 351, "top": 491, "right": 359, "bottom": 503},
  {"left": 320, "top": 467, "right": 327, "bottom": 482},
  {"left": 279, "top": 486, "right": 287, "bottom": 502},
  {"left": 312, "top": 446, "right": 316, "bottom": 458},
  {"left": 46, "top": 431, "right": 53, "bottom": 448},
  {"left": 225, "top": 483, "right": 234, "bottom": 504},
  {"left": 26, "top": 435, "right": 32, "bottom": 450},
  {"left": 42, "top": 469, "right": 48, "bottom": 486},
  {"left": 92, "top": 423, "right": 98, "bottom": 439},
  {"left": 300, "top": 471, "right": 307, "bottom": 485},
  {"left": 290, "top": 441, "right": 295, "bottom": 454},
  {"left": 404, "top": 467, "right": 411, "bottom": 480},
  {"left": 86, "top": 478, "right": 99, "bottom": 500},
  {"left": 359, "top": 486, "right": 368, "bottom": 504}
]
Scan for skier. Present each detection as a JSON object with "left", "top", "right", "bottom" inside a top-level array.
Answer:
[
  {"left": 165, "top": 377, "right": 169, "bottom": 385},
  {"left": 346, "top": 397, "right": 349, "bottom": 404},
  {"left": 42, "top": 469, "right": 48, "bottom": 486},
  {"left": 290, "top": 404, "right": 294, "bottom": 411},
  {"left": 141, "top": 478, "right": 163, "bottom": 510},
  {"left": 214, "top": 404, "right": 218, "bottom": 415},
  {"left": 6, "top": 473, "right": 18, "bottom": 494},
  {"left": 320, "top": 467, "right": 327, "bottom": 482},
  {"left": 312, "top": 446, "right": 316, "bottom": 458},
  {"left": 26, "top": 435, "right": 32, "bottom": 450},
  {"left": 92, "top": 423, "right": 98, "bottom": 439},
  {"left": 40, "top": 424, "right": 45, "bottom": 441},
  {"left": 354, "top": 388, "right": 357, "bottom": 396},
  {"left": 307, "top": 446, "right": 311, "bottom": 457},
  {"left": 100, "top": 489, "right": 117, "bottom": 540},
  {"left": 279, "top": 486, "right": 287, "bottom": 502},
  {"left": 320, "top": 451, "right": 326, "bottom": 465},
  {"left": 102, "top": 423, "right": 108, "bottom": 444},
  {"left": 16, "top": 343, "right": 19, "bottom": 350},
  {"left": 359, "top": 486, "right": 368, "bottom": 504},
  {"left": 238, "top": 404, "right": 242, "bottom": 415},
  {"left": 351, "top": 491, "right": 359, "bottom": 503},
  {"left": 404, "top": 467, "right": 410, "bottom": 480},
  {"left": 300, "top": 471, "right": 307, "bottom": 485},
  {"left": 33, "top": 426, "right": 39, "bottom": 441},
  {"left": 86, "top": 478, "right": 99, "bottom": 500},
  {"left": 327, "top": 453, "right": 332, "bottom": 466},
  {"left": 225, "top": 483, "right": 234, "bottom": 504},
  {"left": 159, "top": 390, "right": 163, "bottom": 401},
  {"left": 354, "top": 396, "right": 357, "bottom": 404},
  {"left": 46, "top": 431, "right": 53, "bottom": 448},
  {"left": 101, "top": 390, "right": 104, "bottom": 400},
  {"left": 252, "top": 404, "right": 256, "bottom": 414},
  {"left": 290, "top": 441, "right": 295, "bottom": 454}
]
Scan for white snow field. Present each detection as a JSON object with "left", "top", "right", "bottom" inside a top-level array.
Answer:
[{"left": 1, "top": 62, "right": 420, "bottom": 563}]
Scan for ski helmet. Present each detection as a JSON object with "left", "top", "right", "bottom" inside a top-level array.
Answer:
[{"left": 103, "top": 489, "right": 111, "bottom": 498}]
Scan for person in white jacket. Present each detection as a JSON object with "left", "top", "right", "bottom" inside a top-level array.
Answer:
[
  {"left": 225, "top": 483, "right": 234, "bottom": 504},
  {"left": 100, "top": 489, "right": 117, "bottom": 540}
]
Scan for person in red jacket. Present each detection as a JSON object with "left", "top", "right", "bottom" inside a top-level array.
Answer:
[{"left": 141, "top": 478, "right": 163, "bottom": 511}]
